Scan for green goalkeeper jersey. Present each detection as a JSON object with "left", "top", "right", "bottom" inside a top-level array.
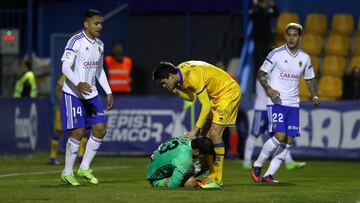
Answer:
[{"left": 146, "top": 138, "right": 193, "bottom": 187}]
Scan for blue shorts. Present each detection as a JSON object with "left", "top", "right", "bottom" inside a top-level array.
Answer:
[
  {"left": 251, "top": 110, "right": 268, "bottom": 137},
  {"left": 61, "top": 91, "right": 106, "bottom": 131},
  {"left": 267, "top": 105, "right": 300, "bottom": 137}
]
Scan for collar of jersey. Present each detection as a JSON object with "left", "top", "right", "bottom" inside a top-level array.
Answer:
[
  {"left": 177, "top": 68, "right": 183, "bottom": 86},
  {"left": 285, "top": 44, "right": 299, "bottom": 58},
  {"left": 82, "top": 31, "right": 96, "bottom": 44}
]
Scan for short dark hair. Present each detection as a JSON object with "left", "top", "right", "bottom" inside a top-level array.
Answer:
[
  {"left": 152, "top": 61, "right": 178, "bottom": 82},
  {"left": 191, "top": 137, "right": 214, "bottom": 155},
  {"left": 84, "top": 9, "right": 102, "bottom": 22}
]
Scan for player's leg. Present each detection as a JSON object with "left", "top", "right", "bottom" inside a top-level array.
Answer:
[
  {"left": 49, "top": 131, "right": 61, "bottom": 165},
  {"left": 60, "top": 92, "right": 87, "bottom": 186},
  {"left": 252, "top": 105, "right": 287, "bottom": 183},
  {"left": 200, "top": 116, "right": 215, "bottom": 176},
  {"left": 284, "top": 144, "right": 306, "bottom": 170},
  {"left": 243, "top": 110, "right": 266, "bottom": 169},
  {"left": 49, "top": 106, "right": 62, "bottom": 165},
  {"left": 207, "top": 124, "right": 226, "bottom": 185},
  {"left": 77, "top": 131, "right": 89, "bottom": 164},
  {"left": 77, "top": 96, "right": 107, "bottom": 185},
  {"left": 262, "top": 106, "right": 300, "bottom": 183},
  {"left": 262, "top": 136, "right": 291, "bottom": 183}
]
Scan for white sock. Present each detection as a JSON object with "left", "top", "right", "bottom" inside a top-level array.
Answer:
[
  {"left": 63, "top": 137, "right": 80, "bottom": 175},
  {"left": 243, "top": 134, "right": 257, "bottom": 166},
  {"left": 263, "top": 144, "right": 289, "bottom": 177},
  {"left": 285, "top": 148, "right": 294, "bottom": 164},
  {"left": 80, "top": 135, "right": 102, "bottom": 170},
  {"left": 254, "top": 137, "right": 280, "bottom": 167}
]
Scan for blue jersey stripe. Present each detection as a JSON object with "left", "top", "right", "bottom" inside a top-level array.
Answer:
[
  {"left": 265, "top": 58, "right": 273, "bottom": 64},
  {"left": 267, "top": 46, "right": 286, "bottom": 60},
  {"left": 67, "top": 33, "right": 84, "bottom": 49},
  {"left": 196, "top": 86, "right": 206, "bottom": 95}
]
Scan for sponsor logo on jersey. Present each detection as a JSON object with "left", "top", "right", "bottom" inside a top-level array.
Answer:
[
  {"left": 279, "top": 72, "right": 300, "bottom": 81},
  {"left": 83, "top": 61, "right": 100, "bottom": 68}
]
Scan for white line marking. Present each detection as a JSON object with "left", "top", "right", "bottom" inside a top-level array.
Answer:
[{"left": 0, "top": 165, "right": 129, "bottom": 178}]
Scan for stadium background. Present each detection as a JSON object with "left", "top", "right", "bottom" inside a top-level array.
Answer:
[{"left": 0, "top": 0, "right": 359, "bottom": 158}]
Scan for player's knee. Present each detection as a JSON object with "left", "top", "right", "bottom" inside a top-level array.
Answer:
[
  {"left": 183, "top": 176, "right": 198, "bottom": 188},
  {"left": 274, "top": 133, "right": 287, "bottom": 143},
  {"left": 71, "top": 128, "right": 86, "bottom": 140},
  {"left": 93, "top": 125, "right": 107, "bottom": 137},
  {"left": 208, "top": 131, "right": 222, "bottom": 143}
]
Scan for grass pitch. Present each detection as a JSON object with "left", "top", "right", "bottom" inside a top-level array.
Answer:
[{"left": 0, "top": 153, "right": 359, "bottom": 203}]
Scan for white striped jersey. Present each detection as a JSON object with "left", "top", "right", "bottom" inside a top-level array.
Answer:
[
  {"left": 260, "top": 45, "right": 315, "bottom": 107},
  {"left": 61, "top": 31, "right": 104, "bottom": 99}
]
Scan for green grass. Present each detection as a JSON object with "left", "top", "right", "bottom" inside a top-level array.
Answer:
[{"left": 0, "top": 153, "right": 359, "bottom": 203}]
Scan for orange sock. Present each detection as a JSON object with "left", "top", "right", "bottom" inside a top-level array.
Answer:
[{"left": 230, "top": 132, "right": 239, "bottom": 156}]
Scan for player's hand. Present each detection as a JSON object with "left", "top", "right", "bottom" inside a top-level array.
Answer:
[
  {"left": 77, "top": 82, "right": 92, "bottom": 95},
  {"left": 172, "top": 87, "right": 180, "bottom": 95},
  {"left": 312, "top": 96, "right": 320, "bottom": 106},
  {"left": 266, "top": 87, "right": 280, "bottom": 101},
  {"left": 183, "top": 127, "right": 200, "bottom": 140},
  {"left": 106, "top": 93, "right": 113, "bottom": 111}
]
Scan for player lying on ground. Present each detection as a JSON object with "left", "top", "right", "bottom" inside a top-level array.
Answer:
[{"left": 146, "top": 137, "right": 220, "bottom": 189}]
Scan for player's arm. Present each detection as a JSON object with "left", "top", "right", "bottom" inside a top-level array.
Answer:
[
  {"left": 61, "top": 41, "right": 92, "bottom": 95},
  {"left": 96, "top": 54, "right": 113, "bottom": 110},
  {"left": 55, "top": 76, "right": 63, "bottom": 102},
  {"left": 195, "top": 88, "right": 211, "bottom": 129},
  {"left": 257, "top": 69, "right": 279, "bottom": 100},
  {"left": 173, "top": 88, "right": 196, "bottom": 102},
  {"left": 61, "top": 40, "right": 80, "bottom": 86},
  {"left": 167, "top": 157, "right": 195, "bottom": 188},
  {"left": 304, "top": 59, "right": 320, "bottom": 106},
  {"left": 306, "top": 79, "right": 320, "bottom": 106}
]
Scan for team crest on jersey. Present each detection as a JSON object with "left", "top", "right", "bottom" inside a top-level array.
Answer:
[
  {"left": 299, "top": 61, "right": 303, "bottom": 68},
  {"left": 98, "top": 46, "right": 102, "bottom": 54}
]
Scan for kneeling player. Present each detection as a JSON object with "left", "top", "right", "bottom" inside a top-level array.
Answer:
[{"left": 146, "top": 137, "right": 216, "bottom": 188}]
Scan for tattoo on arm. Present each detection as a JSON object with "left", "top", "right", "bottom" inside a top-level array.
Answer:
[
  {"left": 257, "top": 70, "right": 271, "bottom": 90},
  {"left": 306, "top": 78, "right": 318, "bottom": 97}
]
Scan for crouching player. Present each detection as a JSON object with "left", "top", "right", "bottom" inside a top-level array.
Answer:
[{"left": 146, "top": 137, "right": 218, "bottom": 189}]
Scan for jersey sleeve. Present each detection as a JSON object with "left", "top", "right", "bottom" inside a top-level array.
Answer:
[
  {"left": 303, "top": 56, "right": 315, "bottom": 80},
  {"left": 167, "top": 153, "right": 193, "bottom": 188},
  {"left": 61, "top": 38, "right": 80, "bottom": 65},
  {"left": 195, "top": 89, "right": 211, "bottom": 128},
  {"left": 260, "top": 53, "right": 277, "bottom": 73}
]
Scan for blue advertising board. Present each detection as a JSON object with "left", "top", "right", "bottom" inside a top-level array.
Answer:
[
  {"left": 0, "top": 97, "right": 359, "bottom": 159},
  {"left": 0, "top": 98, "right": 51, "bottom": 155}
]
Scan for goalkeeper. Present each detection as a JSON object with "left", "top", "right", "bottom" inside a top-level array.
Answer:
[{"left": 146, "top": 137, "right": 215, "bottom": 188}]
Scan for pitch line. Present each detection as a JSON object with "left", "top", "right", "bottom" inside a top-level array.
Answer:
[{"left": 0, "top": 165, "right": 130, "bottom": 178}]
